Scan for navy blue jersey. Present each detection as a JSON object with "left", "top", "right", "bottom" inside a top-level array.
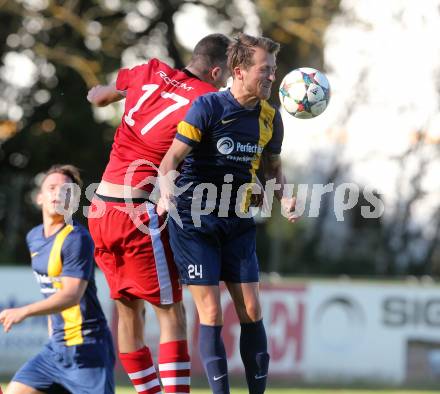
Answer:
[
  {"left": 175, "top": 89, "right": 283, "bottom": 213},
  {"left": 26, "top": 222, "right": 109, "bottom": 346}
]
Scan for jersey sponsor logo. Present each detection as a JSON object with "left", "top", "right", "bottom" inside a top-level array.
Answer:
[
  {"left": 41, "top": 287, "right": 57, "bottom": 294},
  {"left": 217, "top": 137, "right": 235, "bottom": 155},
  {"left": 224, "top": 155, "right": 254, "bottom": 163},
  {"left": 221, "top": 118, "right": 237, "bottom": 125},
  {"left": 236, "top": 142, "right": 263, "bottom": 154},
  {"left": 33, "top": 271, "right": 61, "bottom": 285},
  {"left": 217, "top": 137, "right": 264, "bottom": 158},
  {"left": 155, "top": 70, "right": 195, "bottom": 91}
]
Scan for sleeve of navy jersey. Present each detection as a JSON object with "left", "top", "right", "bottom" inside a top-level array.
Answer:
[
  {"left": 60, "top": 229, "right": 94, "bottom": 281},
  {"left": 175, "top": 95, "right": 212, "bottom": 146},
  {"left": 265, "top": 108, "right": 284, "bottom": 154}
]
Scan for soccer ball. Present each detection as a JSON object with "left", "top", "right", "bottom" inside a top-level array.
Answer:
[{"left": 279, "top": 67, "right": 330, "bottom": 119}]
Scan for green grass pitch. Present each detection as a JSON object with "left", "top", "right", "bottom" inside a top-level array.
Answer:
[
  {"left": 115, "top": 389, "right": 436, "bottom": 394},
  {"left": 1, "top": 383, "right": 437, "bottom": 393}
]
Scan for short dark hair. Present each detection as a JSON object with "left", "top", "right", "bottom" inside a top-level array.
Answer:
[
  {"left": 227, "top": 33, "right": 280, "bottom": 73},
  {"left": 40, "top": 164, "right": 83, "bottom": 189},
  {"left": 190, "top": 33, "right": 231, "bottom": 69}
]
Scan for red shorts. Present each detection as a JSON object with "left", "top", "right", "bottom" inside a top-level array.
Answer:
[{"left": 88, "top": 197, "right": 182, "bottom": 304}]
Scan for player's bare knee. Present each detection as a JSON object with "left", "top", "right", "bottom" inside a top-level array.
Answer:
[
  {"left": 153, "top": 302, "right": 187, "bottom": 335},
  {"left": 178, "top": 303, "right": 187, "bottom": 328},
  {"left": 116, "top": 299, "right": 145, "bottom": 328},
  {"left": 173, "top": 301, "right": 186, "bottom": 318},
  {"left": 116, "top": 299, "right": 144, "bottom": 316},
  {"left": 169, "top": 302, "right": 187, "bottom": 332},
  {"left": 200, "top": 303, "right": 223, "bottom": 325},
  {"left": 236, "top": 301, "right": 261, "bottom": 323}
]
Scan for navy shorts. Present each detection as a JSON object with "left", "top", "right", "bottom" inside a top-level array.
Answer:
[
  {"left": 12, "top": 330, "right": 115, "bottom": 394},
  {"left": 168, "top": 211, "right": 259, "bottom": 285}
]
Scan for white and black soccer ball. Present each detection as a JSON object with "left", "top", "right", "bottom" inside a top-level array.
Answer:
[{"left": 279, "top": 67, "right": 330, "bottom": 119}]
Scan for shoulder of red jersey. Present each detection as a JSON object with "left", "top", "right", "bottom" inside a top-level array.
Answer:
[
  {"left": 152, "top": 62, "right": 217, "bottom": 96},
  {"left": 116, "top": 58, "right": 216, "bottom": 96},
  {"left": 116, "top": 58, "right": 160, "bottom": 91}
]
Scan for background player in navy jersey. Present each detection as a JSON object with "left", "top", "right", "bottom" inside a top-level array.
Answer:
[
  {"left": 158, "top": 33, "right": 298, "bottom": 394},
  {"left": 87, "top": 34, "right": 231, "bottom": 394},
  {"left": 0, "top": 164, "right": 115, "bottom": 394}
]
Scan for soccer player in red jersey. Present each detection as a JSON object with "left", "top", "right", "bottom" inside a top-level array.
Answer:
[{"left": 87, "top": 34, "right": 231, "bottom": 394}]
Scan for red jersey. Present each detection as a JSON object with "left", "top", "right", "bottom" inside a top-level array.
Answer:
[{"left": 102, "top": 58, "right": 217, "bottom": 191}]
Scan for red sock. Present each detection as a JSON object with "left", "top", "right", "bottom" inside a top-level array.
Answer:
[
  {"left": 119, "top": 347, "right": 162, "bottom": 394},
  {"left": 158, "top": 340, "right": 191, "bottom": 393}
]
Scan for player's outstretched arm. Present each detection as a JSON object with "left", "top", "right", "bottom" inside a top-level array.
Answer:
[
  {"left": 87, "top": 83, "right": 126, "bottom": 106},
  {"left": 0, "top": 277, "right": 87, "bottom": 332},
  {"left": 157, "top": 138, "right": 193, "bottom": 216},
  {"left": 263, "top": 152, "right": 299, "bottom": 223}
]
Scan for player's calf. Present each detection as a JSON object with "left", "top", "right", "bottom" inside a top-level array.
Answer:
[
  {"left": 119, "top": 347, "right": 162, "bottom": 394},
  {"left": 240, "top": 320, "right": 270, "bottom": 394},
  {"left": 199, "top": 324, "right": 230, "bottom": 394},
  {"left": 158, "top": 340, "right": 191, "bottom": 394}
]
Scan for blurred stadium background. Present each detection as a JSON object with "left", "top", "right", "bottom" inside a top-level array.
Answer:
[{"left": 1, "top": 0, "right": 440, "bottom": 391}]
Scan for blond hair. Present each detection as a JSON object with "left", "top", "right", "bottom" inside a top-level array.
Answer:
[{"left": 227, "top": 33, "right": 280, "bottom": 74}]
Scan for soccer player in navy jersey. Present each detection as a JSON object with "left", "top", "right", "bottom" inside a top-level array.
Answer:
[
  {"left": 158, "top": 33, "right": 298, "bottom": 394},
  {"left": 87, "top": 34, "right": 231, "bottom": 393},
  {"left": 0, "top": 165, "right": 115, "bottom": 394}
]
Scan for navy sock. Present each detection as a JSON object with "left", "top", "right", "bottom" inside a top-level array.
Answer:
[
  {"left": 240, "top": 320, "right": 270, "bottom": 394},
  {"left": 199, "top": 324, "right": 230, "bottom": 394}
]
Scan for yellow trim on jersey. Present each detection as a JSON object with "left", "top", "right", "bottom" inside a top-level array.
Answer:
[
  {"left": 47, "top": 225, "right": 74, "bottom": 277},
  {"left": 240, "top": 101, "right": 275, "bottom": 212},
  {"left": 47, "top": 224, "right": 84, "bottom": 346},
  {"left": 177, "top": 121, "right": 202, "bottom": 142},
  {"left": 62, "top": 305, "right": 84, "bottom": 346}
]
